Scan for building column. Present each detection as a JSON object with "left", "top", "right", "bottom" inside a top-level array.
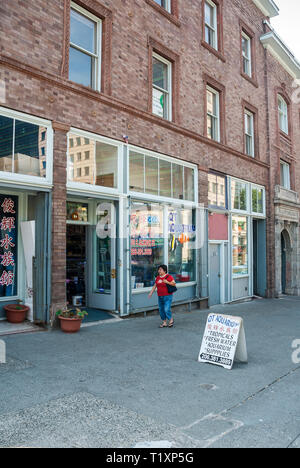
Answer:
[{"left": 50, "top": 122, "right": 70, "bottom": 324}]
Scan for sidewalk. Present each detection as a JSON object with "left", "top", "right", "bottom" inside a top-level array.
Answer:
[{"left": 0, "top": 296, "right": 299, "bottom": 448}]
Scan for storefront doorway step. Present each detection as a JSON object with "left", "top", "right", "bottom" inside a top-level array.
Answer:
[{"left": 0, "top": 320, "right": 43, "bottom": 337}]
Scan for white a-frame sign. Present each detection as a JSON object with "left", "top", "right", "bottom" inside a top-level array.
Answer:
[{"left": 198, "top": 314, "right": 248, "bottom": 370}]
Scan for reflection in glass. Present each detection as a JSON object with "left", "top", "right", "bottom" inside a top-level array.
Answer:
[
  {"left": 208, "top": 173, "right": 226, "bottom": 207},
  {"left": 168, "top": 207, "right": 195, "bottom": 283},
  {"left": 159, "top": 159, "right": 172, "bottom": 198},
  {"left": 232, "top": 215, "right": 248, "bottom": 275},
  {"left": 70, "top": 9, "right": 96, "bottom": 54},
  {"left": 172, "top": 164, "right": 183, "bottom": 199},
  {"left": 231, "top": 180, "right": 247, "bottom": 211},
  {"left": 130, "top": 202, "right": 164, "bottom": 289},
  {"left": 0, "top": 115, "right": 13, "bottom": 173},
  {"left": 184, "top": 166, "right": 195, "bottom": 201},
  {"left": 69, "top": 47, "right": 94, "bottom": 88},
  {"left": 68, "top": 134, "right": 118, "bottom": 188},
  {"left": 145, "top": 156, "right": 158, "bottom": 195},
  {"left": 129, "top": 152, "right": 144, "bottom": 192},
  {"left": 252, "top": 188, "right": 263, "bottom": 214}
]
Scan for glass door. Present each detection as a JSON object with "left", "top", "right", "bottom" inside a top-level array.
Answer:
[{"left": 87, "top": 201, "right": 116, "bottom": 311}]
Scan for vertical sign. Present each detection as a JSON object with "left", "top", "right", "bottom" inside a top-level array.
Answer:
[
  {"left": 0, "top": 196, "right": 18, "bottom": 297},
  {"left": 198, "top": 313, "right": 247, "bottom": 370}
]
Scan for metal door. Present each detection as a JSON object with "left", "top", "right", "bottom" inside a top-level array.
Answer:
[
  {"left": 209, "top": 243, "right": 221, "bottom": 306},
  {"left": 87, "top": 201, "right": 116, "bottom": 311}
]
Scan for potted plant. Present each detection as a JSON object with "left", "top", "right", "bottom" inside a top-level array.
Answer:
[
  {"left": 4, "top": 300, "right": 29, "bottom": 324},
  {"left": 56, "top": 307, "right": 88, "bottom": 333}
]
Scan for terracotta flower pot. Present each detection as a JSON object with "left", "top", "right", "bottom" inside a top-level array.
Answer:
[
  {"left": 58, "top": 316, "right": 82, "bottom": 333},
  {"left": 4, "top": 304, "right": 29, "bottom": 324}
]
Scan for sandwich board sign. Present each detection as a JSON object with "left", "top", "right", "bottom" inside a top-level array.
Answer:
[{"left": 198, "top": 313, "right": 248, "bottom": 370}]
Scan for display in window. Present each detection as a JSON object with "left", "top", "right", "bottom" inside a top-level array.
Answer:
[
  {"left": 0, "top": 195, "right": 18, "bottom": 297},
  {"left": 168, "top": 207, "right": 196, "bottom": 283},
  {"left": 232, "top": 216, "right": 248, "bottom": 276},
  {"left": 131, "top": 202, "right": 164, "bottom": 289},
  {"left": 67, "top": 202, "right": 88, "bottom": 223}
]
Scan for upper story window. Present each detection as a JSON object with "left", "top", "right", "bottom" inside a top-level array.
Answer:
[
  {"left": 244, "top": 110, "right": 255, "bottom": 157},
  {"left": 69, "top": 3, "right": 102, "bottom": 91},
  {"left": 205, "top": 0, "right": 218, "bottom": 50},
  {"left": 153, "top": 0, "right": 171, "bottom": 12},
  {"left": 280, "top": 160, "right": 291, "bottom": 190},
  {"left": 278, "top": 95, "right": 289, "bottom": 135},
  {"left": 231, "top": 179, "right": 247, "bottom": 212},
  {"left": 208, "top": 172, "right": 227, "bottom": 208},
  {"left": 0, "top": 109, "right": 52, "bottom": 183},
  {"left": 152, "top": 53, "right": 172, "bottom": 121},
  {"left": 242, "top": 32, "right": 252, "bottom": 77},
  {"left": 206, "top": 86, "right": 220, "bottom": 142}
]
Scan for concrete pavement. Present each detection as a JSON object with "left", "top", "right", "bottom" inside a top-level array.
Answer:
[{"left": 0, "top": 296, "right": 299, "bottom": 448}]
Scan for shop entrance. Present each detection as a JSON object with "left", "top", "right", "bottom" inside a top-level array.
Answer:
[{"left": 66, "top": 200, "right": 117, "bottom": 314}]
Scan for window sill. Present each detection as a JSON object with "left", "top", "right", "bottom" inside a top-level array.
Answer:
[
  {"left": 201, "top": 41, "right": 226, "bottom": 62},
  {"left": 240, "top": 72, "right": 258, "bottom": 88},
  {"left": 145, "top": 0, "right": 181, "bottom": 27},
  {"left": 279, "top": 130, "right": 292, "bottom": 144}
]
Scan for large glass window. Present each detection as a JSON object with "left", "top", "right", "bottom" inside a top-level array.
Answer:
[
  {"left": 0, "top": 115, "right": 47, "bottom": 178},
  {"left": 131, "top": 202, "right": 164, "bottom": 289},
  {"left": 231, "top": 180, "right": 247, "bottom": 211},
  {"left": 168, "top": 207, "right": 196, "bottom": 283},
  {"left": 69, "top": 4, "right": 101, "bottom": 90},
  {"left": 68, "top": 134, "right": 119, "bottom": 189},
  {"left": 208, "top": 173, "right": 226, "bottom": 208},
  {"left": 129, "top": 150, "right": 196, "bottom": 202},
  {"left": 232, "top": 215, "right": 248, "bottom": 276}
]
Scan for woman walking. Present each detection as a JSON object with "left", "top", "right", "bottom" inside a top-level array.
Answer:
[{"left": 148, "top": 265, "right": 176, "bottom": 328}]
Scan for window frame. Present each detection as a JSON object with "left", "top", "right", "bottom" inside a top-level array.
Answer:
[
  {"left": 153, "top": 0, "right": 171, "bottom": 13},
  {"left": 251, "top": 184, "right": 265, "bottom": 217},
  {"left": 69, "top": 2, "right": 102, "bottom": 92},
  {"left": 206, "top": 85, "right": 221, "bottom": 143},
  {"left": 204, "top": 0, "right": 218, "bottom": 50},
  {"left": 239, "top": 20, "right": 257, "bottom": 87},
  {"left": 67, "top": 128, "right": 123, "bottom": 196},
  {"left": 152, "top": 52, "right": 173, "bottom": 121},
  {"left": 128, "top": 145, "right": 198, "bottom": 206},
  {"left": 208, "top": 171, "right": 228, "bottom": 209},
  {"left": 280, "top": 160, "right": 291, "bottom": 190},
  {"left": 242, "top": 31, "right": 252, "bottom": 77},
  {"left": 244, "top": 109, "right": 255, "bottom": 157},
  {"left": 278, "top": 94, "right": 289, "bottom": 135},
  {"left": 0, "top": 106, "right": 53, "bottom": 188}
]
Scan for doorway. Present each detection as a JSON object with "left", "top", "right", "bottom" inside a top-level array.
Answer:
[
  {"left": 281, "top": 232, "right": 287, "bottom": 294},
  {"left": 66, "top": 225, "right": 87, "bottom": 307},
  {"left": 209, "top": 243, "right": 222, "bottom": 306},
  {"left": 66, "top": 199, "right": 117, "bottom": 314}
]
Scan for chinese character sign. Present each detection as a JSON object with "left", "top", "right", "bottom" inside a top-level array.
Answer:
[{"left": 0, "top": 196, "right": 18, "bottom": 297}]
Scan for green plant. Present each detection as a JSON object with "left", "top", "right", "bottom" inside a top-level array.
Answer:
[{"left": 56, "top": 307, "right": 88, "bottom": 320}]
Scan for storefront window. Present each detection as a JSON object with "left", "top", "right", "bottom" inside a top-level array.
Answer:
[
  {"left": 129, "top": 149, "right": 196, "bottom": 202},
  {"left": 232, "top": 215, "right": 248, "bottom": 276},
  {"left": 231, "top": 180, "right": 247, "bottom": 211},
  {"left": 68, "top": 134, "right": 119, "bottom": 188},
  {"left": 208, "top": 173, "right": 226, "bottom": 208},
  {"left": 67, "top": 202, "right": 88, "bottom": 222},
  {"left": 0, "top": 115, "right": 47, "bottom": 177},
  {"left": 168, "top": 207, "right": 196, "bottom": 283},
  {"left": 131, "top": 202, "right": 164, "bottom": 289},
  {"left": 252, "top": 187, "right": 264, "bottom": 214},
  {"left": 0, "top": 195, "right": 18, "bottom": 297}
]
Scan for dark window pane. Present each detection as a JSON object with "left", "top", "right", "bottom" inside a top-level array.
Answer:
[
  {"left": 14, "top": 120, "right": 43, "bottom": 176},
  {"left": 0, "top": 116, "right": 13, "bottom": 172}
]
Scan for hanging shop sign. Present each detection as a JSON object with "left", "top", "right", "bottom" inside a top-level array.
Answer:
[
  {"left": 0, "top": 195, "right": 18, "bottom": 297},
  {"left": 198, "top": 313, "right": 248, "bottom": 370}
]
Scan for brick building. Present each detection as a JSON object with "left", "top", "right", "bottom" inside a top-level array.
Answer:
[{"left": 0, "top": 0, "right": 299, "bottom": 325}]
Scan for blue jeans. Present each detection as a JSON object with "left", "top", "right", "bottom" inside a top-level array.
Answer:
[{"left": 158, "top": 295, "right": 173, "bottom": 321}]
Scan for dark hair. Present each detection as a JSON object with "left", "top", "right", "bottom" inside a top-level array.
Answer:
[{"left": 158, "top": 264, "right": 168, "bottom": 274}]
